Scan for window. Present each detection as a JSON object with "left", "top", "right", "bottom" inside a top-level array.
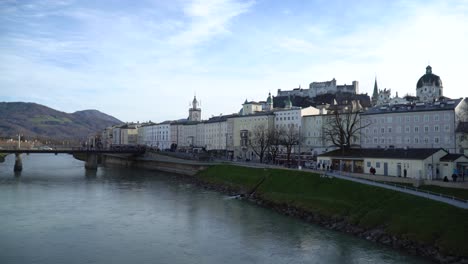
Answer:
[
  {"left": 388, "top": 127, "right": 392, "bottom": 133},
  {"left": 434, "top": 125, "right": 439, "bottom": 132},
  {"left": 396, "top": 126, "right": 402, "bottom": 133},
  {"left": 373, "top": 128, "right": 378, "bottom": 134},
  {"left": 387, "top": 138, "right": 392, "bottom": 144},
  {"left": 424, "top": 137, "right": 429, "bottom": 143},
  {"left": 405, "top": 126, "right": 410, "bottom": 133},
  {"left": 373, "top": 138, "right": 378, "bottom": 144},
  {"left": 405, "top": 116, "right": 410, "bottom": 122},
  {"left": 414, "top": 137, "right": 419, "bottom": 144},
  {"left": 424, "top": 115, "right": 429, "bottom": 122},
  {"left": 381, "top": 128, "right": 385, "bottom": 133},
  {"left": 380, "top": 138, "right": 385, "bottom": 143},
  {"left": 387, "top": 117, "right": 393, "bottom": 123},
  {"left": 434, "top": 115, "right": 439, "bottom": 121},
  {"left": 414, "top": 116, "right": 419, "bottom": 122},
  {"left": 397, "top": 117, "right": 402, "bottom": 123},
  {"left": 414, "top": 126, "right": 419, "bottom": 133},
  {"left": 444, "top": 125, "right": 450, "bottom": 132},
  {"left": 376, "top": 162, "right": 381, "bottom": 168},
  {"left": 396, "top": 137, "right": 402, "bottom": 144},
  {"left": 424, "top": 126, "right": 429, "bottom": 133},
  {"left": 367, "top": 162, "right": 371, "bottom": 167},
  {"left": 434, "top": 137, "right": 440, "bottom": 144},
  {"left": 444, "top": 114, "right": 450, "bottom": 121}
]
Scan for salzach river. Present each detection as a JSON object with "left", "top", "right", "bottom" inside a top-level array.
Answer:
[{"left": 0, "top": 154, "right": 429, "bottom": 264}]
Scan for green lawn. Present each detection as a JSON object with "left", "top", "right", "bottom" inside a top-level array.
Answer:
[
  {"left": 198, "top": 165, "right": 468, "bottom": 256},
  {"left": 418, "top": 185, "right": 468, "bottom": 201},
  {"left": 382, "top": 181, "right": 468, "bottom": 201}
]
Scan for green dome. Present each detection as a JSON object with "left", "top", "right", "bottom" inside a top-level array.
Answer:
[{"left": 266, "top": 92, "right": 272, "bottom": 104}]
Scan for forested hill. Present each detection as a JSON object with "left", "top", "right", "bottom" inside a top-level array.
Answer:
[{"left": 0, "top": 102, "right": 122, "bottom": 140}]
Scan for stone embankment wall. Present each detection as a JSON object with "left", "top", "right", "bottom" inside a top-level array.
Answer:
[{"left": 102, "top": 153, "right": 212, "bottom": 176}]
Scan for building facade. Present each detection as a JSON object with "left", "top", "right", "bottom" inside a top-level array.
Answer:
[{"left": 360, "top": 99, "right": 463, "bottom": 152}]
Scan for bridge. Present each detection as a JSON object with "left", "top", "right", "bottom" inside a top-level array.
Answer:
[{"left": 1, "top": 148, "right": 146, "bottom": 172}]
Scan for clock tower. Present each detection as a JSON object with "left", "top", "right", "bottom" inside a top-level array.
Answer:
[{"left": 188, "top": 96, "right": 201, "bottom": 121}]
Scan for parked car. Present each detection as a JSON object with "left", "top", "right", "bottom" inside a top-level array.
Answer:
[{"left": 39, "top": 146, "right": 53, "bottom": 150}]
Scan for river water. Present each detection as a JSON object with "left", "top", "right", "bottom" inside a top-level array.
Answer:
[{"left": 0, "top": 154, "right": 428, "bottom": 264}]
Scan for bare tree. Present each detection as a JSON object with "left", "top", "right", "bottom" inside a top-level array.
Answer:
[
  {"left": 248, "top": 124, "right": 270, "bottom": 163},
  {"left": 280, "top": 126, "right": 300, "bottom": 165},
  {"left": 267, "top": 126, "right": 285, "bottom": 164},
  {"left": 322, "top": 101, "right": 368, "bottom": 151}
]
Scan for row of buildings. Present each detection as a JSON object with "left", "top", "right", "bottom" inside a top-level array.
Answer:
[{"left": 96, "top": 66, "right": 468, "bottom": 180}]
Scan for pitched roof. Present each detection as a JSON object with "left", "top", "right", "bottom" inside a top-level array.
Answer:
[
  {"left": 440, "top": 154, "right": 467, "bottom": 162},
  {"left": 361, "top": 99, "right": 462, "bottom": 116},
  {"left": 318, "top": 148, "right": 445, "bottom": 160}
]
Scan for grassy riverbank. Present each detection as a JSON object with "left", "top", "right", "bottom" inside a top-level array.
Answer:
[
  {"left": 197, "top": 165, "right": 468, "bottom": 257},
  {"left": 0, "top": 153, "right": 7, "bottom": 162}
]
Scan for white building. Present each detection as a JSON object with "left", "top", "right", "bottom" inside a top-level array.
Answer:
[
  {"left": 204, "top": 115, "right": 232, "bottom": 151},
  {"left": 301, "top": 108, "right": 334, "bottom": 155},
  {"left": 360, "top": 99, "right": 464, "bottom": 153},
  {"left": 273, "top": 106, "right": 320, "bottom": 131},
  {"left": 112, "top": 123, "right": 139, "bottom": 145},
  {"left": 318, "top": 148, "right": 450, "bottom": 180}
]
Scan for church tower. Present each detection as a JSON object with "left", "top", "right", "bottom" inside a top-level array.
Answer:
[
  {"left": 265, "top": 92, "right": 273, "bottom": 111},
  {"left": 188, "top": 96, "right": 201, "bottom": 121},
  {"left": 371, "top": 77, "right": 379, "bottom": 106},
  {"left": 416, "top": 65, "right": 443, "bottom": 103}
]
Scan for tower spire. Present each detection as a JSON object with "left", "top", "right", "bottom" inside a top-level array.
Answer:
[{"left": 371, "top": 76, "right": 379, "bottom": 106}]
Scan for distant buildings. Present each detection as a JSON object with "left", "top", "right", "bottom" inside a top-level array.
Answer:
[
  {"left": 277, "top": 78, "right": 359, "bottom": 98},
  {"left": 96, "top": 65, "right": 467, "bottom": 178}
]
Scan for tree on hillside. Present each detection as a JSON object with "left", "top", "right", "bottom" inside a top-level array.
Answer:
[
  {"left": 248, "top": 124, "right": 270, "bottom": 163},
  {"left": 267, "top": 126, "right": 285, "bottom": 164},
  {"left": 322, "top": 101, "right": 368, "bottom": 151},
  {"left": 280, "top": 126, "right": 300, "bottom": 165}
]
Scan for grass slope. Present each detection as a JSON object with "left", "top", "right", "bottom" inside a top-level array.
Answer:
[{"left": 198, "top": 165, "right": 468, "bottom": 256}]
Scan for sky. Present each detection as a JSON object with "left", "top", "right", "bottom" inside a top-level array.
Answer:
[{"left": 1, "top": 0, "right": 467, "bottom": 122}]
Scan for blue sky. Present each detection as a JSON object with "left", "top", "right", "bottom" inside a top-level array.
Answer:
[{"left": 1, "top": 0, "right": 467, "bottom": 122}]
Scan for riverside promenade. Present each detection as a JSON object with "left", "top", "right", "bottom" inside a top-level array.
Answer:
[
  {"left": 223, "top": 160, "right": 468, "bottom": 209},
  {"left": 324, "top": 171, "right": 468, "bottom": 209}
]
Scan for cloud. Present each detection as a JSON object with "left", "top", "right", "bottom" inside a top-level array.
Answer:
[
  {"left": 0, "top": 0, "right": 467, "bottom": 123},
  {"left": 277, "top": 37, "right": 318, "bottom": 54},
  {"left": 169, "top": 0, "right": 254, "bottom": 46}
]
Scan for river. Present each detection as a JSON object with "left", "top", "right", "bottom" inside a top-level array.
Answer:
[{"left": 0, "top": 154, "right": 429, "bottom": 264}]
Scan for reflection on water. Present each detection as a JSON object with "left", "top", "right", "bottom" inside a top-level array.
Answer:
[{"left": 0, "top": 154, "right": 429, "bottom": 264}]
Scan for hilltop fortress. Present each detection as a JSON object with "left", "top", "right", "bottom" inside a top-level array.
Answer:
[{"left": 277, "top": 78, "right": 359, "bottom": 98}]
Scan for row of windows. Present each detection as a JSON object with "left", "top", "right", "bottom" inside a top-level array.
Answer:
[
  {"left": 306, "top": 139, "right": 322, "bottom": 145},
  {"left": 276, "top": 116, "right": 299, "bottom": 121},
  {"left": 276, "top": 124, "right": 299, "bottom": 128},
  {"left": 366, "top": 125, "right": 450, "bottom": 134},
  {"left": 367, "top": 113, "right": 450, "bottom": 124},
  {"left": 276, "top": 111, "right": 298, "bottom": 116},
  {"left": 366, "top": 136, "right": 451, "bottom": 144},
  {"left": 307, "top": 131, "right": 321, "bottom": 137}
]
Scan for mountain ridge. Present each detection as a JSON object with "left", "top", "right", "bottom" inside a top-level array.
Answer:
[{"left": 0, "top": 102, "right": 122, "bottom": 140}]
